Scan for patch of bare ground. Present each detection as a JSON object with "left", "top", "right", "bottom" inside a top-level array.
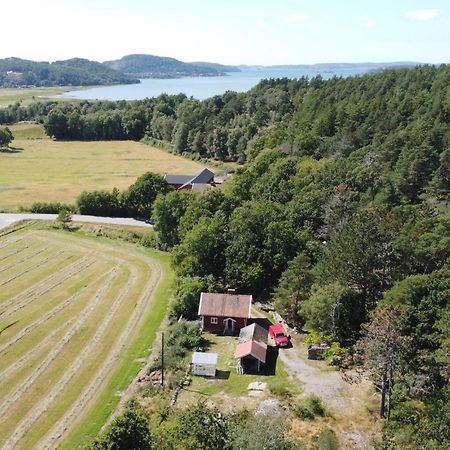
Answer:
[{"left": 277, "top": 332, "right": 380, "bottom": 449}]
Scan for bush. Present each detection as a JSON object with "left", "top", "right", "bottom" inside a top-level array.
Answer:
[
  {"left": 294, "top": 395, "right": 327, "bottom": 420},
  {"left": 77, "top": 189, "right": 123, "bottom": 217},
  {"left": 268, "top": 379, "right": 292, "bottom": 399},
  {"left": 28, "top": 201, "right": 76, "bottom": 213},
  {"left": 140, "top": 232, "right": 160, "bottom": 249},
  {"left": 169, "top": 276, "right": 216, "bottom": 321},
  {"left": 150, "top": 320, "right": 202, "bottom": 371},
  {"left": 85, "top": 401, "right": 152, "bottom": 450},
  {"left": 322, "top": 341, "right": 350, "bottom": 363},
  {"left": 313, "top": 428, "right": 339, "bottom": 450},
  {"left": 304, "top": 332, "right": 349, "bottom": 363},
  {"left": 231, "top": 416, "right": 294, "bottom": 450}
]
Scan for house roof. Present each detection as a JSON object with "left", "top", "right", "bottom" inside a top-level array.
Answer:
[
  {"left": 234, "top": 340, "right": 267, "bottom": 363},
  {"left": 192, "top": 352, "right": 218, "bottom": 365},
  {"left": 198, "top": 292, "right": 252, "bottom": 319},
  {"left": 238, "top": 323, "right": 268, "bottom": 345},
  {"left": 191, "top": 168, "right": 215, "bottom": 184},
  {"left": 165, "top": 168, "right": 215, "bottom": 187},
  {"left": 164, "top": 174, "right": 192, "bottom": 185}
]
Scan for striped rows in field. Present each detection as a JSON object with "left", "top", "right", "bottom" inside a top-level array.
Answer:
[{"left": 0, "top": 230, "right": 161, "bottom": 450}]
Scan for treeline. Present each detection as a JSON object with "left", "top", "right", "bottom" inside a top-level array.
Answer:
[
  {"left": 0, "top": 57, "right": 138, "bottom": 87},
  {"left": 2, "top": 65, "right": 448, "bottom": 171},
  {"left": 87, "top": 400, "right": 296, "bottom": 450}
]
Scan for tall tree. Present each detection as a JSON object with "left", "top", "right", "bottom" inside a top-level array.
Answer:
[
  {"left": 0, "top": 127, "right": 14, "bottom": 147},
  {"left": 152, "top": 190, "right": 194, "bottom": 248},
  {"left": 274, "top": 252, "right": 313, "bottom": 325},
  {"left": 358, "top": 306, "right": 411, "bottom": 419},
  {"left": 120, "top": 172, "right": 169, "bottom": 218}
]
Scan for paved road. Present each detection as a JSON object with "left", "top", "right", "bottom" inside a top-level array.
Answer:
[{"left": 0, "top": 213, "right": 152, "bottom": 230}]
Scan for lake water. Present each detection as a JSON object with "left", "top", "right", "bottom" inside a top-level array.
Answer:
[{"left": 62, "top": 67, "right": 367, "bottom": 101}]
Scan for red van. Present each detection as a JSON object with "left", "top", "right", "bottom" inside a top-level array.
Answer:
[{"left": 269, "top": 323, "right": 290, "bottom": 347}]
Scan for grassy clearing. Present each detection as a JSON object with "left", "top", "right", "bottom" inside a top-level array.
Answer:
[
  {"left": 0, "top": 224, "right": 172, "bottom": 449},
  {"left": 0, "top": 124, "right": 211, "bottom": 211},
  {"left": 0, "top": 86, "right": 83, "bottom": 108},
  {"left": 177, "top": 330, "right": 299, "bottom": 412}
]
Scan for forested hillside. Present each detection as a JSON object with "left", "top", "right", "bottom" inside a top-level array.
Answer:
[
  {"left": 103, "top": 54, "right": 239, "bottom": 78},
  {"left": 0, "top": 57, "right": 139, "bottom": 87},
  {"left": 2, "top": 65, "right": 449, "bottom": 447}
]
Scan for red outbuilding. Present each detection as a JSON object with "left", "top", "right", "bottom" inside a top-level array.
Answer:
[{"left": 198, "top": 292, "right": 252, "bottom": 335}]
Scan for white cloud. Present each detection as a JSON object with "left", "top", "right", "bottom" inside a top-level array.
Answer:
[
  {"left": 405, "top": 9, "right": 439, "bottom": 21},
  {"left": 361, "top": 16, "right": 376, "bottom": 28},
  {"left": 286, "top": 12, "right": 310, "bottom": 24}
]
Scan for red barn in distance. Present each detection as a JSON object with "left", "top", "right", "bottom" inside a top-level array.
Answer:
[{"left": 198, "top": 292, "right": 252, "bottom": 335}]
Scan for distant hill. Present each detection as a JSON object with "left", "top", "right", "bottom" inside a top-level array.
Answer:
[
  {"left": 189, "top": 61, "right": 241, "bottom": 73},
  {"left": 238, "top": 61, "right": 423, "bottom": 73},
  {"left": 0, "top": 57, "right": 139, "bottom": 88},
  {"left": 103, "top": 54, "right": 240, "bottom": 78}
]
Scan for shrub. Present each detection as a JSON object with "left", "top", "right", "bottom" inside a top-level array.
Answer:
[
  {"left": 268, "top": 379, "right": 292, "bottom": 399},
  {"left": 322, "top": 341, "right": 350, "bottom": 363},
  {"left": 294, "top": 395, "right": 327, "bottom": 420},
  {"left": 140, "top": 232, "right": 160, "bottom": 249},
  {"left": 28, "top": 201, "right": 76, "bottom": 213},
  {"left": 150, "top": 320, "right": 202, "bottom": 371},
  {"left": 85, "top": 401, "right": 152, "bottom": 450},
  {"left": 169, "top": 276, "right": 216, "bottom": 321},
  {"left": 77, "top": 189, "right": 123, "bottom": 217},
  {"left": 304, "top": 332, "right": 349, "bottom": 363},
  {"left": 313, "top": 428, "right": 339, "bottom": 450}
]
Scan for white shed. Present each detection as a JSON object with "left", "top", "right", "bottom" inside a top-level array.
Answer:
[{"left": 191, "top": 352, "right": 218, "bottom": 377}]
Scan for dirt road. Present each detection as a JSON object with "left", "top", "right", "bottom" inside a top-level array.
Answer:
[
  {"left": 278, "top": 337, "right": 350, "bottom": 410},
  {"left": 0, "top": 213, "right": 152, "bottom": 230}
]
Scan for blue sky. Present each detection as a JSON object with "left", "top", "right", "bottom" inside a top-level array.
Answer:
[{"left": 3, "top": 0, "right": 450, "bottom": 64}]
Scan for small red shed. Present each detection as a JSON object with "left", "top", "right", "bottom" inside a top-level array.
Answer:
[{"left": 198, "top": 292, "right": 252, "bottom": 335}]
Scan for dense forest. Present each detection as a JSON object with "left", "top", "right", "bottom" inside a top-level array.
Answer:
[
  {"left": 2, "top": 65, "right": 450, "bottom": 448},
  {"left": 0, "top": 57, "right": 139, "bottom": 87},
  {"left": 104, "top": 54, "right": 240, "bottom": 78}
]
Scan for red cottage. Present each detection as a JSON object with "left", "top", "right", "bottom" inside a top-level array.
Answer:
[{"left": 198, "top": 292, "right": 252, "bottom": 335}]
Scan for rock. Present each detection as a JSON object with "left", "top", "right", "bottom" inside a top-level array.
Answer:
[
  {"left": 248, "top": 381, "right": 267, "bottom": 391},
  {"left": 255, "top": 399, "right": 283, "bottom": 417},
  {"left": 307, "top": 343, "right": 330, "bottom": 360}
]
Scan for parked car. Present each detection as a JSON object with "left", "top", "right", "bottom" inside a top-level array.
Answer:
[{"left": 269, "top": 323, "right": 290, "bottom": 347}]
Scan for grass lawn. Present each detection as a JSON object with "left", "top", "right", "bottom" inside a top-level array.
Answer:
[
  {"left": 177, "top": 330, "right": 299, "bottom": 412},
  {"left": 0, "top": 86, "right": 84, "bottom": 107},
  {"left": 0, "top": 124, "right": 212, "bottom": 211}
]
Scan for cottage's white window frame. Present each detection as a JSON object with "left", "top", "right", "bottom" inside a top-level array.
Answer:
[{"left": 210, "top": 317, "right": 218, "bottom": 324}]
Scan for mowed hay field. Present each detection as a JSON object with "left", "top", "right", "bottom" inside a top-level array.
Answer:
[
  {"left": 0, "top": 124, "right": 210, "bottom": 211},
  {"left": 0, "top": 226, "right": 171, "bottom": 449}
]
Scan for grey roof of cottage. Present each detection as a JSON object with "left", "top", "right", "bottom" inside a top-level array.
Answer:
[
  {"left": 198, "top": 292, "right": 252, "bottom": 318},
  {"left": 192, "top": 352, "right": 218, "bottom": 365},
  {"left": 165, "top": 168, "right": 215, "bottom": 186},
  {"left": 191, "top": 168, "right": 215, "bottom": 184},
  {"left": 164, "top": 174, "right": 193, "bottom": 185},
  {"left": 238, "top": 323, "right": 268, "bottom": 345}
]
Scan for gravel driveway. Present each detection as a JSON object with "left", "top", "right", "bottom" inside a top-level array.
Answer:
[{"left": 0, "top": 213, "right": 152, "bottom": 230}]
